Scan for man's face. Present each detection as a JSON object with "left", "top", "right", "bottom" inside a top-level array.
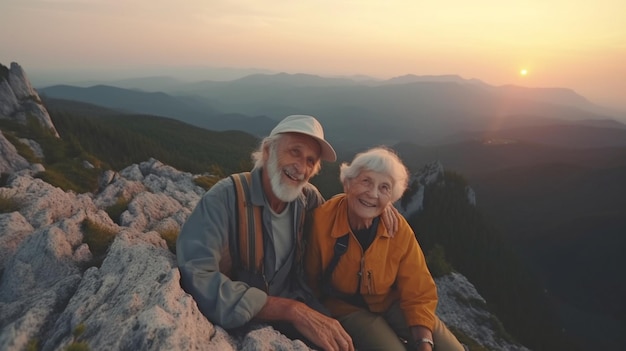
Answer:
[{"left": 266, "top": 133, "right": 322, "bottom": 202}]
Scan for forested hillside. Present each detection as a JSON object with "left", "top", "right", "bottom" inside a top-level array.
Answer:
[
  {"left": 407, "top": 171, "right": 579, "bottom": 351},
  {"left": 44, "top": 97, "right": 258, "bottom": 175},
  {"left": 1, "top": 98, "right": 258, "bottom": 194}
]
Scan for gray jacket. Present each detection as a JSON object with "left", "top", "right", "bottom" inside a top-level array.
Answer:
[{"left": 177, "top": 168, "right": 325, "bottom": 328}]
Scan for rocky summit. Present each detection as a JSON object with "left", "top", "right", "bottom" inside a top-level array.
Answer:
[{"left": 0, "top": 158, "right": 529, "bottom": 351}]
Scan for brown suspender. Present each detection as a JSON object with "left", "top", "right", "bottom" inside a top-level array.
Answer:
[{"left": 231, "top": 172, "right": 264, "bottom": 274}]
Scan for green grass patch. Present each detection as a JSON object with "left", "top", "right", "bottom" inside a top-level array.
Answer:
[
  {"left": 35, "top": 162, "right": 100, "bottom": 194},
  {"left": 82, "top": 218, "right": 117, "bottom": 267},
  {"left": 483, "top": 314, "right": 517, "bottom": 344},
  {"left": 193, "top": 175, "right": 220, "bottom": 190},
  {"left": 2, "top": 115, "right": 103, "bottom": 194},
  {"left": 65, "top": 342, "right": 90, "bottom": 351},
  {"left": 25, "top": 338, "right": 39, "bottom": 351},
  {"left": 159, "top": 227, "right": 179, "bottom": 254},
  {"left": 0, "top": 173, "right": 9, "bottom": 187},
  {"left": 1, "top": 131, "right": 40, "bottom": 163},
  {"left": 105, "top": 197, "right": 130, "bottom": 224},
  {"left": 425, "top": 244, "right": 453, "bottom": 278},
  {"left": 0, "top": 194, "right": 20, "bottom": 213},
  {"left": 65, "top": 323, "right": 90, "bottom": 351}
]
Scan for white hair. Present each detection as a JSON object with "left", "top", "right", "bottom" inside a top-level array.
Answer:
[
  {"left": 339, "top": 146, "right": 409, "bottom": 202},
  {"left": 251, "top": 134, "right": 281, "bottom": 170}
]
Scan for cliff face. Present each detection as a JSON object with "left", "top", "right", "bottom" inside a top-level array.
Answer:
[
  {"left": 0, "top": 62, "right": 58, "bottom": 137},
  {"left": 0, "top": 62, "right": 58, "bottom": 174}
]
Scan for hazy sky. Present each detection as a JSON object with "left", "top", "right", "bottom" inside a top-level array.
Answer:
[{"left": 1, "top": 0, "right": 625, "bottom": 110}]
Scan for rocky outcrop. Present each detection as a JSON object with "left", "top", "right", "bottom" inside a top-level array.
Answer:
[
  {"left": 1, "top": 61, "right": 57, "bottom": 174},
  {"left": 0, "top": 62, "right": 58, "bottom": 137},
  {"left": 0, "top": 158, "right": 529, "bottom": 350},
  {"left": 0, "top": 131, "right": 30, "bottom": 174},
  {"left": 397, "top": 161, "right": 477, "bottom": 218}
]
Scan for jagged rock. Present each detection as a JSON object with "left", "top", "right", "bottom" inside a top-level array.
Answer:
[
  {"left": 436, "top": 273, "right": 530, "bottom": 351},
  {"left": 97, "top": 169, "right": 118, "bottom": 192},
  {"left": 18, "top": 137, "right": 44, "bottom": 159},
  {"left": 0, "top": 165, "right": 304, "bottom": 351},
  {"left": 238, "top": 327, "right": 310, "bottom": 351},
  {"left": 26, "top": 163, "right": 45, "bottom": 175},
  {"left": 40, "top": 229, "right": 224, "bottom": 351},
  {"left": 0, "top": 131, "right": 30, "bottom": 174},
  {"left": 120, "top": 191, "right": 189, "bottom": 232},
  {"left": 0, "top": 62, "right": 58, "bottom": 137},
  {"left": 466, "top": 186, "right": 476, "bottom": 206},
  {"left": 397, "top": 161, "right": 478, "bottom": 218},
  {"left": 0, "top": 211, "right": 34, "bottom": 271},
  {"left": 396, "top": 161, "right": 445, "bottom": 217},
  {"left": 93, "top": 175, "right": 146, "bottom": 209},
  {"left": 120, "top": 163, "right": 145, "bottom": 181},
  {"left": 1, "top": 174, "right": 97, "bottom": 229}
]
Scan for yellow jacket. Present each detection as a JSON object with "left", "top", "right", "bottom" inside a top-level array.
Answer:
[{"left": 305, "top": 194, "right": 438, "bottom": 330}]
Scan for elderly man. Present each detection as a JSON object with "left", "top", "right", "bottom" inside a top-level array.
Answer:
[{"left": 177, "top": 115, "right": 356, "bottom": 351}]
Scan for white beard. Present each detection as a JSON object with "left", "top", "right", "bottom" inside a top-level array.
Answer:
[{"left": 267, "top": 149, "right": 305, "bottom": 202}]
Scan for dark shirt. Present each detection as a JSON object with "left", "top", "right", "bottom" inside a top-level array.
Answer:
[
  {"left": 345, "top": 217, "right": 380, "bottom": 308},
  {"left": 353, "top": 217, "right": 379, "bottom": 252}
]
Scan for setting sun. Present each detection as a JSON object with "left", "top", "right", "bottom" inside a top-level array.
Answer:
[{"left": 520, "top": 69, "right": 528, "bottom": 76}]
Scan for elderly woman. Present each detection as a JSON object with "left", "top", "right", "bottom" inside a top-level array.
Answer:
[{"left": 305, "top": 147, "right": 465, "bottom": 351}]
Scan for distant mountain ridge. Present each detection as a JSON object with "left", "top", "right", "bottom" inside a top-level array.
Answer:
[
  {"left": 38, "top": 72, "right": 623, "bottom": 151},
  {"left": 39, "top": 84, "right": 277, "bottom": 137}
]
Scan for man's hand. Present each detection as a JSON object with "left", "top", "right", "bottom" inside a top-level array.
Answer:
[
  {"left": 289, "top": 301, "right": 354, "bottom": 351},
  {"left": 257, "top": 296, "right": 354, "bottom": 351}
]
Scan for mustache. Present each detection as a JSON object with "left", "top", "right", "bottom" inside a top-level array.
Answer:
[{"left": 284, "top": 166, "right": 305, "bottom": 181}]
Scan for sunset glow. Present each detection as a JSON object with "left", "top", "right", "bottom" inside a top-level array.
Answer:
[
  {"left": 1, "top": 0, "right": 625, "bottom": 110},
  {"left": 520, "top": 69, "right": 528, "bottom": 76}
]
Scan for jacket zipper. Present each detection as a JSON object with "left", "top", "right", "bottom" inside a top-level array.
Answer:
[{"left": 357, "top": 256, "right": 365, "bottom": 294}]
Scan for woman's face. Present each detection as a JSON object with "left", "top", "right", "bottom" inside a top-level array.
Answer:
[{"left": 344, "top": 170, "right": 394, "bottom": 224}]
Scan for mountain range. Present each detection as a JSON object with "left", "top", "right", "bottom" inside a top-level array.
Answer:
[
  {"left": 4, "top": 61, "right": 626, "bottom": 349},
  {"left": 38, "top": 72, "right": 625, "bottom": 151}
]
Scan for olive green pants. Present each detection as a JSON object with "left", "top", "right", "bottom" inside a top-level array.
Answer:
[{"left": 338, "top": 302, "right": 465, "bottom": 351}]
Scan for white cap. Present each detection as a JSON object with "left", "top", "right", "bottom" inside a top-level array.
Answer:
[{"left": 270, "top": 115, "right": 337, "bottom": 162}]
